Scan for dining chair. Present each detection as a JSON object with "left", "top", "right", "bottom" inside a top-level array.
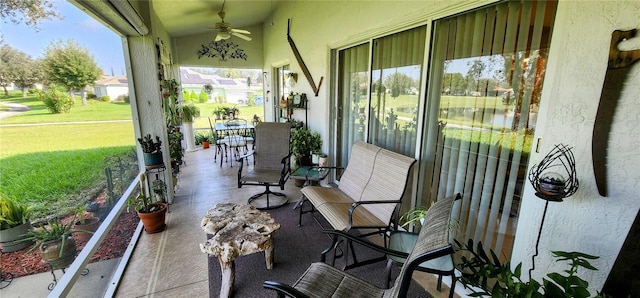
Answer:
[
  {"left": 225, "top": 119, "right": 249, "bottom": 167},
  {"left": 208, "top": 117, "right": 228, "bottom": 167}
]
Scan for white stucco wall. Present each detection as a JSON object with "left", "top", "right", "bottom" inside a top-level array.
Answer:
[
  {"left": 512, "top": 0, "right": 640, "bottom": 292},
  {"left": 258, "top": 0, "right": 640, "bottom": 293}
]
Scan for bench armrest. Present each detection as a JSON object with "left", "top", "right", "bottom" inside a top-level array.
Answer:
[{"left": 348, "top": 200, "right": 402, "bottom": 229}]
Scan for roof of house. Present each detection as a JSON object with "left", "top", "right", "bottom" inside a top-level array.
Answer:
[{"left": 95, "top": 75, "right": 128, "bottom": 86}]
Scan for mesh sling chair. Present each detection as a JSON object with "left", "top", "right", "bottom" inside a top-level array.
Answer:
[
  {"left": 225, "top": 119, "right": 250, "bottom": 167},
  {"left": 208, "top": 117, "right": 228, "bottom": 167},
  {"left": 263, "top": 193, "right": 460, "bottom": 298},
  {"left": 238, "top": 122, "right": 291, "bottom": 209}
]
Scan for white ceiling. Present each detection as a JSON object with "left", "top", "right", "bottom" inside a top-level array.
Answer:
[{"left": 151, "top": 0, "right": 279, "bottom": 37}]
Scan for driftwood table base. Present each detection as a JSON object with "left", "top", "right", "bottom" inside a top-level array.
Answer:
[{"left": 200, "top": 203, "right": 280, "bottom": 298}]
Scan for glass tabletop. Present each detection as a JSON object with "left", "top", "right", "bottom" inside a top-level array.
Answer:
[{"left": 290, "top": 166, "right": 329, "bottom": 181}]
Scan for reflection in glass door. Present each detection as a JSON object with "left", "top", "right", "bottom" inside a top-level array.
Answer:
[
  {"left": 369, "top": 26, "right": 426, "bottom": 156},
  {"left": 337, "top": 43, "right": 369, "bottom": 167},
  {"left": 273, "top": 65, "right": 291, "bottom": 122},
  {"left": 420, "top": 0, "right": 558, "bottom": 260}
]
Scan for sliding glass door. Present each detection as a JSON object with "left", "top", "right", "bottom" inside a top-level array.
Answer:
[
  {"left": 336, "top": 26, "right": 427, "bottom": 168},
  {"left": 419, "top": 0, "right": 558, "bottom": 260}
]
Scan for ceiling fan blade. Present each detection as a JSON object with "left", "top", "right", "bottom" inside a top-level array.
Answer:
[
  {"left": 232, "top": 32, "right": 252, "bottom": 41},
  {"left": 231, "top": 28, "right": 251, "bottom": 35},
  {"left": 215, "top": 33, "right": 223, "bottom": 41}
]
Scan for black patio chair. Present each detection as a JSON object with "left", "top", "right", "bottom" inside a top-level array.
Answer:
[{"left": 263, "top": 193, "right": 460, "bottom": 298}]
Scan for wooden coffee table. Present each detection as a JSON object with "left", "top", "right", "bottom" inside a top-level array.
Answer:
[{"left": 200, "top": 203, "right": 280, "bottom": 298}]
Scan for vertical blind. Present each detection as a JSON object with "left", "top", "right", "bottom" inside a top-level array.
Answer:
[
  {"left": 337, "top": 43, "right": 369, "bottom": 167},
  {"left": 421, "top": 0, "right": 557, "bottom": 259},
  {"left": 370, "top": 26, "right": 426, "bottom": 156}
]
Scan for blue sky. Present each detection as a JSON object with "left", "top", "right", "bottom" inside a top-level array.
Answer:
[{"left": 1, "top": 1, "right": 126, "bottom": 76}]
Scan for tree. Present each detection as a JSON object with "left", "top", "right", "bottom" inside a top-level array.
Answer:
[
  {"left": 198, "top": 90, "right": 208, "bottom": 103},
  {"left": 383, "top": 72, "right": 414, "bottom": 98},
  {"left": 43, "top": 40, "right": 102, "bottom": 106},
  {"left": 0, "top": 45, "right": 21, "bottom": 96},
  {"left": 182, "top": 89, "right": 191, "bottom": 103},
  {"left": 0, "top": 0, "right": 61, "bottom": 29},
  {"left": 465, "top": 59, "right": 487, "bottom": 94},
  {"left": 190, "top": 90, "right": 197, "bottom": 103},
  {"left": 14, "top": 58, "right": 43, "bottom": 97},
  {"left": 442, "top": 72, "right": 465, "bottom": 95},
  {"left": 0, "top": 45, "right": 42, "bottom": 97}
]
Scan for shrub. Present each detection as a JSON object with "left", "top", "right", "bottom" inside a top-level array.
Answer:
[
  {"left": 198, "top": 90, "right": 208, "bottom": 103},
  {"left": 117, "top": 94, "right": 130, "bottom": 103},
  {"left": 182, "top": 90, "right": 191, "bottom": 103},
  {"left": 100, "top": 95, "right": 111, "bottom": 102},
  {"left": 190, "top": 90, "right": 198, "bottom": 103},
  {"left": 38, "top": 85, "right": 73, "bottom": 114},
  {"left": 87, "top": 92, "right": 97, "bottom": 99}
]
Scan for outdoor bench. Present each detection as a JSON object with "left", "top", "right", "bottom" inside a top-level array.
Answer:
[{"left": 298, "top": 140, "right": 417, "bottom": 236}]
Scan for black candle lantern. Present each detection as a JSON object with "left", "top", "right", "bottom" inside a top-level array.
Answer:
[
  {"left": 526, "top": 143, "right": 579, "bottom": 279},
  {"left": 528, "top": 144, "right": 579, "bottom": 201}
]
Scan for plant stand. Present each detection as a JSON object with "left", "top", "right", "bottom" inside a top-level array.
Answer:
[
  {"left": 46, "top": 264, "right": 89, "bottom": 291},
  {"left": 0, "top": 253, "right": 13, "bottom": 289},
  {"left": 0, "top": 271, "right": 13, "bottom": 289}
]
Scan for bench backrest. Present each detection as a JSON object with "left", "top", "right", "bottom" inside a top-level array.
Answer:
[
  {"left": 360, "top": 148, "right": 416, "bottom": 224},
  {"left": 338, "top": 141, "right": 381, "bottom": 200},
  {"left": 338, "top": 140, "right": 417, "bottom": 225}
]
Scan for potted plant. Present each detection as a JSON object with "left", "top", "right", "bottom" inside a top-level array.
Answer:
[
  {"left": 290, "top": 128, "right": 323, "bottom": 187},
  {"left": 399, "top": 204, "right": 432, "bottom": 228},
  {"left": 195, "top": 131, "right": 210, "bottom": 149},
  {"left": 202, "top": 133, "right": 211, "bottom": 149},
  {"left": 72, "top": 205, "right": 100, "bottom": 243},
  {"left": 178, "top": 103, "right": 201, "bottom": 123},
  {"left": 129, "top": 174, "right": 167, "bottom": 234},
  {"left": 22, "top": 216, "right": 84, "bottom": 269},
  {"left": 291, "top": 128, "right": 322, "bottom": 167},
  {"left": 0, "top": 193, "right": 33, "bottom": 252},
  {"left": 178, "top": 103, "right": 201, "bottom": 151},
  {"left": 151, "top": 178, "right": 167, "bottom": 203},
  {"left": 137, "top": 134, "right": 163, "bottom": 169}
]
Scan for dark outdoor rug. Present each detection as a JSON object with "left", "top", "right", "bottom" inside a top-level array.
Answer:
[{"left": 206, "top": 203, "right": 434, "bottom": 297}]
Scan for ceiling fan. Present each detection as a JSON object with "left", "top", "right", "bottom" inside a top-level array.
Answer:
[{"left": 210, "top": 1, "right": 252, "bottom": 42}]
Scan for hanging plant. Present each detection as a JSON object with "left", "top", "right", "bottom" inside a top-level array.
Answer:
[{"left": 197, "top": 40, "right": 248, "bottom": 62}]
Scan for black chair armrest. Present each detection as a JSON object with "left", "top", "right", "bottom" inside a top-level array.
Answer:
[
  {"left": 321, "top": 229, "right": 409, "bottom": 259},
  {"left": 263, "top": 281, "right": 310, "bottom": 298}
]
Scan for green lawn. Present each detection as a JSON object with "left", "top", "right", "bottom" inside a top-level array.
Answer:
[
  {"left": 0, "top": 92, "right": 136, "bottom": 220},
  {"left": 0, "top": 92, "right": 263, "bottom": 220},
  {"left": 0, "top": 94, "right": 133, "bottom": 124}
]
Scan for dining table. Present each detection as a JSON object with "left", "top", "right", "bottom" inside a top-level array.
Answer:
[{"left": 214, "top": 120, "right": 255, "bottom": 167}]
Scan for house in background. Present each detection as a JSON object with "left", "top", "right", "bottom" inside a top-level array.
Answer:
[
  {"left": 93, "top": 75, "right": 128, "bottom": 101},
  {"left": 180, "top": 68, "right": 262, "bottom": 105}
]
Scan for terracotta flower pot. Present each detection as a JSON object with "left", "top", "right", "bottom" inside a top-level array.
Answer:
[
  {"left": 203, "top": 141, "right": 210, "bottom": 149},
  {"left": 138, "top": 203, "right": 167, "bottom": 234},
  {"left": 73, "top": 217, "right": 101, "bottom": 243}
]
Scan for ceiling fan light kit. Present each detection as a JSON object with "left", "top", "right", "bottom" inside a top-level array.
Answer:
[{"left": 211, "top": 1, "right": 252, "bottom": 42}]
